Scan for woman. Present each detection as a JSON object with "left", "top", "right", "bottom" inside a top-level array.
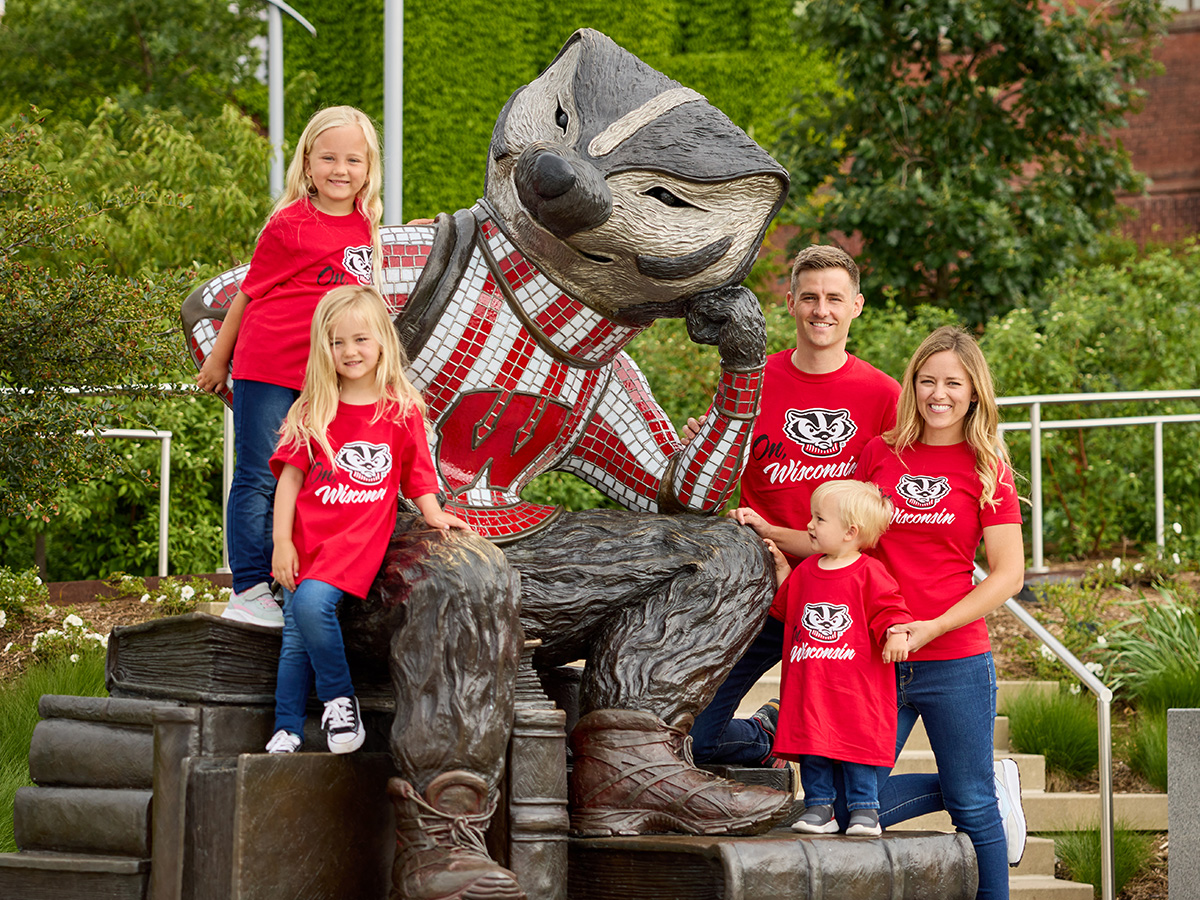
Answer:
[{"left": 857, "top": 325, "right": 1025, "bottom": 900}]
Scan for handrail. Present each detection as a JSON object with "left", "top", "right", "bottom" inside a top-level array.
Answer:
[
  {"left": 996, "top": 389, "right": 1200, "bottom": 572},
  {"left": 979, "top": 563, "right": 1116, "bottom": 900}
]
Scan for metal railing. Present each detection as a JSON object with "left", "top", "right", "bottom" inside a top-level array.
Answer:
[
  {"left": 983, "top": 562, "right": 1117, "bottom": 900},
  {"left": 80, "top": 428, "right": 173, "bottom": 576},
  {"left": 997, "top": 389, "right": 1200, "bottom": 572}
]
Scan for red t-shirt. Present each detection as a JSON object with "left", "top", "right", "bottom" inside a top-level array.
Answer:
[
  {"left": 773, "top": 554, "right": 911, "bottom": 766},
  {"left": 233, "top": 199, "right": 374, "bottom": 390},
  {"left": 739, "top": 351, "right": 899, "bottom": 602},
  {"left": 857, "top": 437, "right": 1022, "bottom": 661},
  {"left": 269, "top": 401, "right": 438, "bottom": 598}
]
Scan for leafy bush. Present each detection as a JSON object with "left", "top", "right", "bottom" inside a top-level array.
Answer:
[
  {"left": 1128, "top": 711, "right": 1168, "bottom": 792},
  {"left": 0, "top": 567, "right": 48, "bottom": 625},
  {"left": 105, "top": 574, "right": 227, "bottom": 618},
  {"left": 1098, "top": 588, "right": 1200, "bottom": 713},
  {"left": 1002, "top": 685, "right": 1098, "bottom": 779},
  {"left": 0, "top": 652, "right": 108, "bottom": 853},
  {"left": 1049, "top": 825, "right": 1156, "bottom": 900}
]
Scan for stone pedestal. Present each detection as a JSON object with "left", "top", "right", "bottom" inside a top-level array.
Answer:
[{"left": 1169, "top": 708, "right": 1200, "bottom": 900}]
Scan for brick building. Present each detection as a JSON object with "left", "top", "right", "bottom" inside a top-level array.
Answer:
[{"left": 1120, "top": 3, "right": 1200, "bottom": 244}]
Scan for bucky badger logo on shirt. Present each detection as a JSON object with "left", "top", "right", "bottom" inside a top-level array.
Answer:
[
  {"left": 335, "top": 441, "right": 393, "bottom": 486},
  {"left": 896, "top": 474, "right": 951, "bottom": 510},
  {"left": 782, "top": 408, "right": 858, "bottom": 458},
  {"left": 343, "top": 245, "right": 374, "bottom": 286},
  {"left": 801, "top": 602, "right": 854, "bottom": 643}
]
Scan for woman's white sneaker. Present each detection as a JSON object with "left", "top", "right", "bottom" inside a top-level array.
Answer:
[{"left": 994, "top": 757, "right": 1027, "bottom": 865}]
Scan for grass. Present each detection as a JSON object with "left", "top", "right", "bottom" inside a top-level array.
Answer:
[
  {"left": 1048, "top": 824, "right": 1157, "bottom": 899},
  {"left": 0, "top": 651, "right": 107, "bottom": 853},
  {"left": 1100, "top": 587, "right": 1200, "bottom": 712},
  {"left": 1002, "top": 684, "right": 1098, "bottom": 778},
  {"left": 1127, "top": 710, "right": 1168, "bottom": 792}
]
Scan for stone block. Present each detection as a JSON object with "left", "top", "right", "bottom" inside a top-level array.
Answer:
[{"left": 1169, "top": 708, "right": 1200, "bottom": 900}]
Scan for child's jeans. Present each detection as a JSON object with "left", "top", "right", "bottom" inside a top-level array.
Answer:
[
  {"left": 800, "top": 755, "right": 879, "bottom": 811},
  {"left": 274, "top": 579, "right": 355, "bottom": 737},
  {"left": 228, "top": 379, "right": 300, "bottom": 594}
]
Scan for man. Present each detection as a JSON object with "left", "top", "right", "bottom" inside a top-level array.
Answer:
[{"left": 688, "top": 243, "right": 901, "bottom": 766}]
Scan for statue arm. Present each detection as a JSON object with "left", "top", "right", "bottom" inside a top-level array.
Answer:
[{"left": 557, "top": 285, "right": 764, "bottom": 514}]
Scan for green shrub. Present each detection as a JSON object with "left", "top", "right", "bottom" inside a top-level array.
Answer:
[
  {"left": 0, "top": 653, "right": 108, "bottom": 853},
  {"left": 1098, "top": 588, "right": 1200, "bottom": 713},
  {"left": 0, "top": 567, "right": 48, "bottom": 626},
  {"left": 1049, "top": 825, "right": 1156, "bottom": 900},
  {"left": 1002, "top": 685, "right": 1098, "bottom": 779},
  {"left": 1128, "top": 711, "right": 1168, "bottom": 792}
]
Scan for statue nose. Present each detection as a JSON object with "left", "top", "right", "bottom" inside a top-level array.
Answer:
[{"left": 530, "top": 151, "right": 576, "bottom": 199}]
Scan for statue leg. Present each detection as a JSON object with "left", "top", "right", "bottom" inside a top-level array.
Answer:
[
  {"left": 343, "top": 516, "right": 525, "bottom": 900},
  {"left": 505, "top": 509, "right": 790, "bottom": 837}
]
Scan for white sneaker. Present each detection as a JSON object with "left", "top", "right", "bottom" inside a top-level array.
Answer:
[
  {"left": 994, "top": 757, "right": 1027, "bottom": 866},
  {"left": 266, "top": 729, "right": 302, "bottom": 753},
  {"left": 221, "top": 582, "right": 284, "bottom": 628},
  {"left": 321, "top": 696, "right": 365, "bottom": 754}
]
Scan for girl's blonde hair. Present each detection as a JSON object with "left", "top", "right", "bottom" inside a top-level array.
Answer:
[
  {"left": 267, "top": 105, "right": 383, "bottom": 288},
  {"left": 884, "top": 325, "right": 1008, "bottom": 508},
  {"left": 810, "top": 479, "right": 892, "bottom": 549},
  {"left": 278, "top": 285, "right": 424, "bottom": 466}
]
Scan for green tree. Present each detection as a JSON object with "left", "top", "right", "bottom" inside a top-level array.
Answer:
[
  {"left": 0, "top": 116, "right": 186, "bottom": 519},
  {"left": 778, "top": 0, "right": 1170, "bottom": 323},
  {"left": 0, "top": 0, "right": 266, "bottom": 121}
]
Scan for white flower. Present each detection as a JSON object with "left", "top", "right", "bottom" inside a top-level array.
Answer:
[
  {"left": 0, "top": 610, "right": 6, "bottom": 629},
  {"left": 1174, "top": 553, "right": 1182, "bottom": 566},
  {"left": 1111, "top": 557, "right": 1122, "bottom": 572},
  {"left": 1097, "top": 635, "right": 1108, "bottom": 646},
  {"left": 64, "top": 614, "right": 84, "bottom": 628},
  {"left": 181, "top": 585, "right": 195, "bottom": 600},
  {"left": 1069, "top": 683, "right": 1082, "bottom": 695},
  {"left": 34, "top": 576, "right": 42, "bottom": 585},
  {"left": 1039, "top": 645, "right": 1055, "bottom": 661},
  {"left": 2, "top": 641, "right": 12, "bottom": 654},
  {"left": 69, "top": 653, "right": 80, "bottom": 663},
  {"left": 140, "top": 593, "right": 150, "bottom": 603},
  {"left": 1133, "top": 563, "right": 1144, "bottom": 573},
  {"left": 1174, "top": 522, "right": 1183, "bottom": 535},
  {"left": 1085, "top": 661, "right": 1104, "bottom": 676}
]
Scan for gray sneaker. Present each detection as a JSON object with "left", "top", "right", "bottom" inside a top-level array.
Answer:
[
  {"left": 221, "top": 582, "right": 284, "bottom": 628},
  {"left": 994, "top": 758, "right": 1027, "bottom": 865}
]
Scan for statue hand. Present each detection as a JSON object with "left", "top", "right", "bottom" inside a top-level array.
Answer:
[{"left": 683, "top": 285, "right": 766, "bottom": 371}]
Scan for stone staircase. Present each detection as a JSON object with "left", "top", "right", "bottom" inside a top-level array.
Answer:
[{"left": 737, "top": 673, "right": 1169, "bottom": 900}]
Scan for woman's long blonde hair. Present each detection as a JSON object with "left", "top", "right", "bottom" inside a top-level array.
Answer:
[
  {"left": 884, "top": 325, "right": 1009, "bottom": 508},
  {"left": 265, "top": 105, "right": 383, "bottom": 288},
  {"left": 278, "top": 285, "right": 424, "bottom": 467}
]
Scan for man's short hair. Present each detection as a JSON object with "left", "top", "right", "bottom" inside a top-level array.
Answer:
[{"left": 790, "top": 244, "right": 860, "bottom": 297}]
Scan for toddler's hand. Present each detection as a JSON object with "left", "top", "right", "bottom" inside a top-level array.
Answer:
[
  {"left": 763, "top": 538, "right": 792, "bottom": 588},
  {"left": 882, "top": 629, "right": 909, "bottom": 663}
]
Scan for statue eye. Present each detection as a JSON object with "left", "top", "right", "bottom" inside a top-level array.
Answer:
[
  {"left": 643, "top": 186, "right": 695, "bottom": 209},
  {"left": 555, "top": 102, "right": 569, "bottom": 133}
]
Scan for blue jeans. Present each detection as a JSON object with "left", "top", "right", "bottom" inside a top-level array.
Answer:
[
  {"left": 801, "top": 756, "right": 879, "bottom": 811},
  {"left": 691, "top": 615, "right": 784, "bottom": 764},
  {"left": 274, "top": 580, "right": 355, "bottom": 737},
  {"left": 872, "top": 653, "right": 1008, "bottom": 900},
  {"left": 229, "top": 379, "right": 299, "bottom": 593}
]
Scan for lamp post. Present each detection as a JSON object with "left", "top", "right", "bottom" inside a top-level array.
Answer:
[
  {"left": 264, "top": 0, "right": 317, "bottom": 197},
  {"left": 384, "top": 0, "right": 403, "bottom": 224}
]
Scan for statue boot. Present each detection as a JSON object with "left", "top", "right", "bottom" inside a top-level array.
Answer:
[
  {"left": 568, "top": 708, "right": 791, "bottom": 837},
  {"left": 389, "top": 771, "right": 526, "bottom": 900}
]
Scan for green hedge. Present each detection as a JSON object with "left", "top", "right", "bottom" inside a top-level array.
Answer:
[{"left": 281, "top": 0, "right": 821, "bottom": 217}]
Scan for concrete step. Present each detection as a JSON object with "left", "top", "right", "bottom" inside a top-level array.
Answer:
[
  {"left": 1008, "top": 874, "right": 1094, "bottom": 900},
  {"left": 892, "top": 790, "right": 1168, "bottom": 833},
  {"left": 891, "top": 750, "right": 1046, "bottom": 792},
  {"left": 1012, "top": 836, "right": 1057, "bottom": 877}
]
